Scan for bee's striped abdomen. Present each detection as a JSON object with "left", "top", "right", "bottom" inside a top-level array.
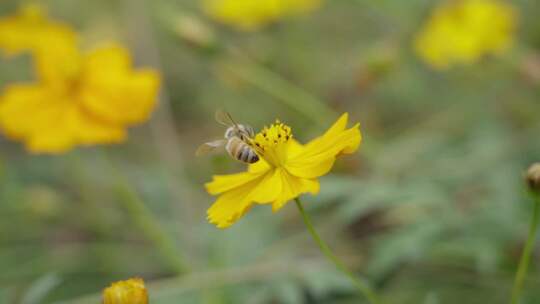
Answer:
[
  {"left": 226, "top": 137, "right": 259, "bottom": 164},
  {"left": 240, "top": 146, "right": 259, "bottom": 163}
]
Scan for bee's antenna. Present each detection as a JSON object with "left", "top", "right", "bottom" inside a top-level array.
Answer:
[{"left": 226, "top": 112, "right": 239, "bottom": 129}]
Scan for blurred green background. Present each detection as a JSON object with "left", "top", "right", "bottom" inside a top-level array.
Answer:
[{"left": 1, "top": 0, "right": 540, "bottom": 303}]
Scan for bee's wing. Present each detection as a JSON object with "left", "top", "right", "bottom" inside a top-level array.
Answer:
[
  {"left": 215, "top": 109, "right": 237, "bottom": 127},
  {"left": 196, "top": 139, "right": 227, "bottom": 156}
]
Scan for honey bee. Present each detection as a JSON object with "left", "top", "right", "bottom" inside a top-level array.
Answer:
[{"left": 196, "top": 110, "right": 260, "bottom": 164}]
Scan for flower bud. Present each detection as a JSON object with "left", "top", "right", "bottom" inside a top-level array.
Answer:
[
  {"left": 526, "top": 163, "right": 540, "bottom": 194},
  {"left": 102, "top": 278, "right": 148, "bottom": 304},
  {"left": 174, "top": 14, "right": 216, "bottom": 50},
  {"left": 356, "top": 42, "right": 399, "bottom": 92}
]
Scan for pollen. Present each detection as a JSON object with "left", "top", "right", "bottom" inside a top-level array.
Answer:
[{"left": 253, "top": 121, "right": 292, "bottom": 152}]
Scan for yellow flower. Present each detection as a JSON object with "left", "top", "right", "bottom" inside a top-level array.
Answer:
[
  {"left": 202, "top": 0, "right": 322, "bottom": 31},
  {"left": 0, "top": 8, "right": 160, "bottom": 154},
  {"left": 103, "top": 278, "right": 148, "bottom": 304},
  {"left": 414, "top": 0, "right": 517, "bottom": 69},
  {"left": 0, "top": 4, "right": 76, "bottom": 57},
  {"left": 205, "top": 113, "right": 361, "bottom": 228}
]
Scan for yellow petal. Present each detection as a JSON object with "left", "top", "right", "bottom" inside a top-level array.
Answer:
[
  {"left": 0, "top": 84, "right": 53, "bottom": 139},
  {"left": 84, "top": 44, "right": 130, "bottom": 71},
  {"left": 320, "top": 112, "right": 349, "bottom": 139},
  {"left": 71, "top": 108, "right": 126, "bottom": 145},
  {"left": 202, "top": 0, "right": 321, "bottom": 31},
  {"left": 248, "top": 157, "right": 271, "bottom": 173},
  {"left": 80, "top": 45, "right": 160, "bottom": 125},
  {"left": 285, "top": 138, "right": 304, "bottom": 159},
  {"left": 298, "top": 113, "right": 359, "bottom": 155},
  {"left": 414, "top": 0, "right": 516, "bottom": 69},
  {"left": 0, "top": 84, "right": 125, "bottom": 153},
  {"left": 34, "top": 35, "right": 81, "bottom": 85},
  {"left": 22, "top": 102, "right": 80, "bottom": 154},
  {"left": 286, "top": 157, "right": 336, "bottom": 179},
  {"left": 247, "top": 140, "right": 302, "bottom": 173},
  {"left": 0, "top": 5, "right": 42, "bottom": 54},
  {"left": 250, "top": 168, "right": 283, "bottom": 203},
  {"left": 202, "top": 0, "right": 284, "bottom": 31},
  {"left": 286, "top": 113, "right": 361, "bottom": 178},
  {"left": 206, "top": 168, "right": 284, "bottom": 227},
  {"left": 205, "top": 170, "right": 267, "bottom": 195},
  {"left": 272, "top": 169, "right": 319, "bottom": 212},
  {"left": 0, "top": 4, "right": 77, "bottom": 57},
  {"left": 207, "top": 172, "right": 269, "bottom": 228},
  {"left": 0, "top": 5, "right": 81, "bottom": 84},
  {"left": 26, "top": 104, "right": 125, "bottom": 154},
  {"left": 340, "top": 123, "right": 362, "bottom": 154},
  {"left": 26, "top": 129, "right": 77, "bottom": 154}
]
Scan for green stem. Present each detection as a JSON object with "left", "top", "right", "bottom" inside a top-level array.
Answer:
[
  {"left": 510, "top": 193, "right": 540, "bottom": 304},
  {"left": 106, "top": 155, "right": 190, "bottom": 274},
  {"left": 221, "top": 56, "right": 336, "bottom": 128},
  {"left": 294, "top": 198, "right": 381, "bottom": 304}
]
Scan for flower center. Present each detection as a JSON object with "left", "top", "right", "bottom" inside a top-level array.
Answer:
[{"left": 252, "top": 120, "right": 293, "bottom": 167}]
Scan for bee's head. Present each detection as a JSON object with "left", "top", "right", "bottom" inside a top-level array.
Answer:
[
  {"left": 225, "top": 124, "right": 255, "bottom": 140},
  {"left": 237, "top": 124, "right": 255, "bottom": 138},
  {"left": 224, "top": 127, "right": 236, "bottom": 139}
]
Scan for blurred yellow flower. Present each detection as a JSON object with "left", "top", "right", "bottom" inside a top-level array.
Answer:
[
  {"left": 0, "top": 4, "right": 76, "bottom": 57},
  {"left": 0, "top": 7, "right": 160, "bottom": 154},
  {"left": 206, "top": 113, "right": 361, "bottom": 228},
  {"left": 414, "top": 0, "right": 517, "bottom": 69},
  {"left": 103, "top": 278, "right": 148, "bottom": 304},
  {"left": 202, "top": 0, "right": 322, "bottom": 31}
]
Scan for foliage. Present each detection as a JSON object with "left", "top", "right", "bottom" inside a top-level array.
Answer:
[{"left": 0, "top": 0, "right": 539, "bottom": 303}]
